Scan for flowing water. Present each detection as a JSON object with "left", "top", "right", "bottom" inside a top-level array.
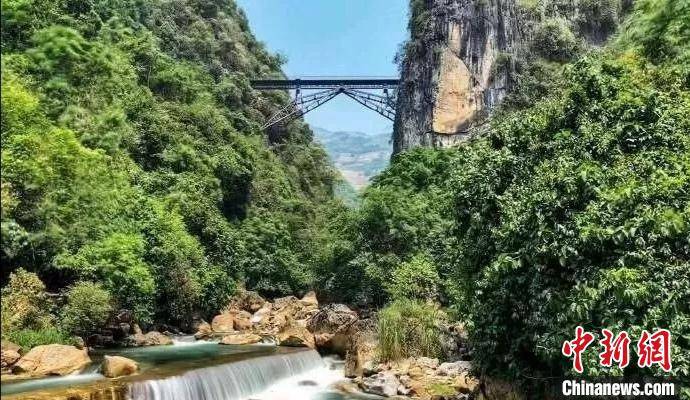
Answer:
[{"left": 1, "top": 340, "right": 377, "bottom": 400}]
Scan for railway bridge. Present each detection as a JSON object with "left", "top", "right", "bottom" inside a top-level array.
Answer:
[{"left": 250, "top": 77, "right": 399, "bottom": 129}]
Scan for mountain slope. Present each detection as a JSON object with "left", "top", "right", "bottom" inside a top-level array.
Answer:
[
  {"left": 313, "top": 127, "right": 391, "bottom": 189},
  {"left": 1, "top": 0, "right": 338, "bottom": 328}
]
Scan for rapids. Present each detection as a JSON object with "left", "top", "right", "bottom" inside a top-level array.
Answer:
[{"left": 2, "top": 341, "right": 376, "bottom": 400}]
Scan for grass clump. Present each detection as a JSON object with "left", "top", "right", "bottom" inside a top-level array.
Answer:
[
  {"left": 378, "top": 299, "right": 442, "bottom": 362},
  {"left": 5, "top": 328, "right": 75, "bottom": 353}
]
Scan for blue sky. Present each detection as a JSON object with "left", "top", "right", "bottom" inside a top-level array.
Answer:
[{"left": 237, "top": 0, "right": 409, "bottom": 134}]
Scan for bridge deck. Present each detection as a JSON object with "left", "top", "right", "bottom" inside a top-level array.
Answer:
[{"left": 251, "top": 78, "right": 399, "bottom": 90}]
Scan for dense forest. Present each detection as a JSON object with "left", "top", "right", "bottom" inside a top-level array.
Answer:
[
  {"left": 314, "top": 0, "right": 690, "bottom": 394},
  {"left": 1, "top": 0, "right": 342, "bottom": 336},
  {"left": 1, "top": 0, "right": 689, "bottom": 397}
]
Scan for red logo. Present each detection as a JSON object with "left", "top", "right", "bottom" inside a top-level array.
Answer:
[
  {"left": 599, "top": 329, "right": 631, "bottom": 369},
  {"left": 637, "top": 329, "right": 672, "bottom": 372},
  {"left": 562, "top": 327, "right": 672, "bottom": 373},
  {"left": 562, "top": 326, "right": 595, "bottom": 373}
]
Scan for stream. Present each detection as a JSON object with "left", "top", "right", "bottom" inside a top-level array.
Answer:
[{"left": 1, "top": 338, "right": 379, "bottom": 400}]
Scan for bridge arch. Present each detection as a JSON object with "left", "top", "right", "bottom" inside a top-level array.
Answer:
[{"left": 250, "top": 77, "right": 399, "bottom": 129}]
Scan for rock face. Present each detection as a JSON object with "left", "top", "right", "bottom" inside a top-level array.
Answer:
[
  {"left": 101, "top": 355, "right": 138, "bottom": 378},
  {"left": 13, "top": 344, "right": 90, "bottom": 376},
  {"left": 393, "top": 0, "right": 628, "bottom": 154},
  {"left": 393, "top": 0, "right": 521, "bottom": 153}
]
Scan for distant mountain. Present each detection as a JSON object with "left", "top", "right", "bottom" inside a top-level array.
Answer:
[{"left": 312, "top": 127, "right": 391, "bottom": 190}]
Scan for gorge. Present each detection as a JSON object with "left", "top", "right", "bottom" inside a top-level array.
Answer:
[{"left": 2, "top": 0, "right": 689, "bottom": 399}]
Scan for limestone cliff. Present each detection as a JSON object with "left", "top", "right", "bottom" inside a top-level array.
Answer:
[{"left": 393, "top": 0, "right": 630, "bottom": 154}]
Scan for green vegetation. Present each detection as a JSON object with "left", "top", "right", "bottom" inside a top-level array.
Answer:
[
  {"left": 1, "top": 269, "right": 54, "bottom": 335},
  {"left": 61, "top": 282, "right": 113, "bottom": 337},
  {"left": 1, "top": 0, "right": 340, "bottom": 340},
  {"left": 378, "top": 299, "right": 442, "bottom": 362},
  {"left": 532, "top": 17, "right": 581, "bottom": 62},
  {"left": 324, "top": 0, "right": 689, "bottom": 394},
  {"left": 386, "top": 253, "right": 440, "bottom": 302},
  {"left": 0, "top": 269, "right": 74, "bottom": 351},
  {"left": 0, "top": 0, "right": 687, "bottom": 396},
  {"left": 5, "top": 328, "right": 76, "bottom": 353}
]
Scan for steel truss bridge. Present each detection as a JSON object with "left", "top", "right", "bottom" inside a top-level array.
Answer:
[{"left": 250, "top": 77, "right": 399, "bottom": 129}]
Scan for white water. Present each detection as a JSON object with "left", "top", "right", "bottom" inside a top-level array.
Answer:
[
  {"left": 128, "top": 350, "right": 333, "bottom": 400},
  {"left": 171, "top": 335, "right": 218, "bottom": 346},
  {"left": 252, "top": 356, "right": 347, "bottom": 400}
]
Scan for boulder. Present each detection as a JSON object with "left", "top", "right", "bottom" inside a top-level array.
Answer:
[
  {"left": 211, "top": 313, "right": 235, "bottom": 333},
  {"left": 233, "top": 311, "right": 253, "bottom": 331},
  {"left": 226, "top": 290, "right": 266, "bottom": 314},
  {"left": 194, "top": 321, "right": 213, "bottom": 340},
  {"left": 439, "top": 321, "right": 469, "bottom": 361},
  {"left": 143, "top": 331, "right": 173, "bottom": 346},
  {"left": 307, "top": 304, "right": 359, "bottom": 355},
  {"left": 125, "top": 331, "right": 173, "bottom": 347},
  {"left": 103, "top": 309, "right": 135, "bottom": 341},
  {"left": 417, "top": 357, "right": 439, "bottom": 368},
  {"left": 307, "top": 304, "right": 358, "bottom": 334},
  {"left": 220, "top": 333, "right": 262, "bottom": 345},
  {"left": 300, "top": 291, "right": 318, "bottom": 308},
  {"left": 437, "top": 361, "right": 472, "bottom": 377},
  {"left": 274, "top": 295, "right": 317, "bottom": 320},
  {"left": 13, "top": 344, "right": 91, "bottom": 376},
  {"left": 251, "top": 304, "right": 272, "bottom": 324},
  {"left": 73, "top": 336, "right": 86, "bottom": 350},
  {"left": 359, "top": 371, "right": 401, "bottom": 397},
  {"left": 314, "top": 333, "right": 335, "bottom": 349},
  {"left": 277, "top": 326, "right": 315, "bottom": 348},
  {"left": 86, "top": 333, "right": 116, "bottom": 348},
  {"left": 344, "top": 318, "right": 378, "bottom": 378},
  {"left": 101, "top": 355, "right": 138, "bottom": 378},
  {"left": 453, "top": 372, "right": 480, "bottom": 395},
  {"left": 2, "top": 341, "right": 21, "bottom": 353},
  {"left": 1, "top": 347, "right": 21, "bottom": 371},
  {"left": 1, "top": 341, "right": 21, "bottom": 371}
]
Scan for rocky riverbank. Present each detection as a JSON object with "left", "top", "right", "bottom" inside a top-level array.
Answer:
[{"left": 2, "top": 289, "right": 516, "bottom": 400}]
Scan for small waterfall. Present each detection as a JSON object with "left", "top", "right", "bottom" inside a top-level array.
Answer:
[{"left": 128, "top": 350, "right": 324, "bottom": 400}]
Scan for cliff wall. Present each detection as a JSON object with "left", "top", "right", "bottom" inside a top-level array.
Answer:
[{"left": 393, "top": 0, "right": 630, "bottom": 153}]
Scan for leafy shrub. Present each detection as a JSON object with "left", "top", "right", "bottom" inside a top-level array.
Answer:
[
  {"left": 378, "top": 299, "right": 442, "bottom": 362},
  {"left": 61, "top": 281, "right": 113, "bottom": 336},
  {"left": 532, "top": 18, "right": 581, "bottom": 62},
  {"left": 576, "top": 0, "right": 621, "bottom": 41},
  {"left": 386, "top": 253, "right": 440, "bottom": 301},
  {"left": 55, "top": 233, "right": 155, "bottom": 323},
  {"left": 1, "top": 269, "right": 53, "bottom": 334}
]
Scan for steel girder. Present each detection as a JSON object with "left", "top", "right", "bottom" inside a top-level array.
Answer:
[{"left": 260, "top": 87, "right": 397, "bottom": 129}]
